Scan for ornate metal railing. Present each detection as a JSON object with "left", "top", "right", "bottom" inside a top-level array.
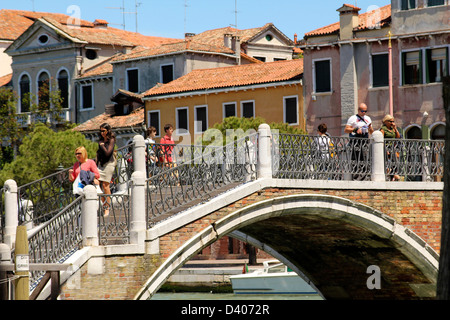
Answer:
[
  {"left": 146, "top": 134, "right": 258, "bottom": 226},
  {"left": 27, "top": 197, "right": 82, "bottom": 286},
  {"left": 98, "top": 194, "right": 130, "bottom": 245},
  {"left": 384, "top": 138, "right": 445, "bottom": 181},
  {"left": 273, "top": 133, "right": 372, "bottom": 180}
]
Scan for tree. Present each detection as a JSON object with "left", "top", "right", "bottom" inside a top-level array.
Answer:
[{"left": 0, "top": 124, "right": 98, "bottom": 186}]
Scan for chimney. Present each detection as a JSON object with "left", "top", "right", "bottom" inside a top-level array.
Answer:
[
  {"left": 93, "top": 19, "right": 108, "bottom": 29},
  {"left": 231, "top": 35, "right": 241, "bottom": 65},
  {"left": 224, "top": 33, "right": 232, "bottom": 48},
  {"left": 337, "top": 4, "right": 360, "bottom": 40},
  {"left": 294, "top": 33, "right": 298, "bottom": 45}
]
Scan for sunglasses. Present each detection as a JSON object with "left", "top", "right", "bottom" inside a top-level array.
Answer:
[
  {"left": 75, "top": 152, "right": 82, "bottom": 155},
  {"left": 359, "top": 109, "right": 367, "bottom": 113},
  {"left": 100, "top": 129, "right": 107, "bottom": 133}
]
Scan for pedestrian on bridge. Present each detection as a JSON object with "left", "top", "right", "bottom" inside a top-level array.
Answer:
[
  {"left": 380, "top": 114, "right": 401, "bottom": 181},
  {"left": 69, "top": 146, "right": 101, "bottom": 195},
  {"left": 96, "top": 123, "right": 117, "bottom": 216},
  {"left": 344, "top": 103, "right": 374, "bottom": 180}
]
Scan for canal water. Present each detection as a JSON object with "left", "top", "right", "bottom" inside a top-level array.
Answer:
[{"left": 152, "top": 292, "right": 323, "bottom": 300}]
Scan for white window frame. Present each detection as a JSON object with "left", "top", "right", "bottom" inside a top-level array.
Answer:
[
  {"left": 283, "top": 95, "right": 299, "bottom": 126},
  {"left": 176, "top": 106, "right": 190, "bottom": 135},
  {"left": 400, "top": 48, "right": 424, "bottom": 86},
  {"left": 160, "top": 63, "right": 174, "bottom": 84},
  {"left": 240, "top": 100, "right": 255, "bottom": 118},
  {"left": 80, "top": 83, "right": 94, "bottom": 111},
  {"left": 222, "top": 102, "right": 237, "bottom": 119},
  {"left": 194, "top": 104, "right": 208, "bottom": 134},
  {"left": 312, "top": 58, "right": 332, "bottom": 94},
  {"left": 126, "top": 67, "right": 139, "bottom": 93},
  {"left": 147, "top": 110, "right": 161, "bottom": 137}
]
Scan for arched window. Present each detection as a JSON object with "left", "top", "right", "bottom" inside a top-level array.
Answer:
[
  {"left": 431, "top": 124, "right": 445, "bottom": 140},
  {"left": 405, "top": 125, "right": 422, "bottom": 139},
  {"left": 19, "top": 74, "right": 31, "bottom": 113},
  {"left": 38, "top": 71, "right": 50, "bottom": 110},
  {"left": 57, "top": 70, "right": 69, "bottom": 109}
]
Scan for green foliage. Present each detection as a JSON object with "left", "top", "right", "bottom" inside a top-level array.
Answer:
[
  {"left": 198, "top": 116, "right": 306, "bottom": 146},
  {"left": 0, "top": 124, "right": 97, "bottom": 186}
]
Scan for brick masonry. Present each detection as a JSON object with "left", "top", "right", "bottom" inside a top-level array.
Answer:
[{"left": 58, "top": 187, "right": 442, "bottom": 300}]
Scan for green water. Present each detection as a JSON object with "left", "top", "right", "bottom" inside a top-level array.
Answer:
[{"left": 151, "top": 292, "right": 323, "bottom": 300}]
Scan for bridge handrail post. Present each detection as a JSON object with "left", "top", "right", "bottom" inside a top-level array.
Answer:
[
  {"left": 130, "top": 171, "right": 146, "bottom": 245},
  {"left": 371, "top": 130, "right": 385, "bottom": 182},
  {"left": 3, "top": 180, "right": 18, "bottom": 248},
  {"left": 257, "top": 123, "right": 273, "bottom": 179},
  {"left": 81, "top": 185, "right": 99, "bottom": 247},
  {"left": 133, "top": 135, "right": 146, "bottom": 174}
]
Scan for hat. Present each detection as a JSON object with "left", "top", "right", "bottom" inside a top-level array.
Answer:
[{"left": 382, "top": 115, "right": 394, "bottom": 123}]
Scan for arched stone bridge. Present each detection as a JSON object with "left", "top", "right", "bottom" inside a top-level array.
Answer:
[{"left": 135, "top": 178, "right": 441, "bottom": 300}]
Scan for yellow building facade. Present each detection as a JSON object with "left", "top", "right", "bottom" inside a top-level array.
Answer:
[{"left": 143, "top": 59, "right": 305, "bottom": 143}]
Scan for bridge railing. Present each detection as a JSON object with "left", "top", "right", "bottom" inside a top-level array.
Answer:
[
  {"left": 384, "top": 138, "right": 444, "bottom": 181},
  {"left": 273, "top": 133, "right": 372, "bottom": 180},
  {"left": 146, "top": 134, "right": 258, "bottom": 226},
  {"left": 272, "top": 133, "right": 444, "bottom": 182}
]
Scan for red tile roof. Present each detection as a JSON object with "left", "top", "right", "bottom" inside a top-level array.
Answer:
[
  {"left": 305, "top": 4, "right": 391, "bottom": 38},
  {"left": 0, "top": 9, "right": 93, "bottom": 41},
  {"left": 112, "top": 40, "right": 236, "bottom": 62},
  {"left": 73, "top": 107, "right": 145, "bottom": 133},
  {"left": 0, "top": 9, "right": 179, "bottom": 48},
  {"left": 0, "top": 73, "right": 12, "bottom": 87},
  {"left": 143, "top": 59, "right": 303, "bottom": 97}
]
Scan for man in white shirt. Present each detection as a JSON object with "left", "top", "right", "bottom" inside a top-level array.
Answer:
[
  {"left": 344, "top": 103, "right": 374, "bottom": 138},
  {"left": 344, "top": 103, "right": 373, "bottom": 180}
]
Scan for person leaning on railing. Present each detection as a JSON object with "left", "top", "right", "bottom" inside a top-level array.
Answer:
[{"left": 380, "top": 114, "right": 401, "bottom": 181}]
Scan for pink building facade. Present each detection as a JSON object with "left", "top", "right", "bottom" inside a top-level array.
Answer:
[{"left": 300, "top": 1, "right": 449, "bottom": 140}]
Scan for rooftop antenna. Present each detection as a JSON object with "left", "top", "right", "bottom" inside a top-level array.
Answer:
[
  {"left": 31, "top": 0, "right": 35, "bottom": 12},
  {"left": 124, "top": 0, "right": 142, "bottom": 33},
  {"left": 106, "top": 0, "right": 126, "bottom": 30},
  {"left": 184, "top": 0, "right": 189, "bottom": 35}
]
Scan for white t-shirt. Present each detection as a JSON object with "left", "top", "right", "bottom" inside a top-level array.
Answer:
[{"left": 347, "top": 114, "right": 372, "bottom": 135}]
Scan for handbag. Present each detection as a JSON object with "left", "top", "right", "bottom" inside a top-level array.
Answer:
[{"left": 72, "top": 175, "right": 84, "bottom": 195}]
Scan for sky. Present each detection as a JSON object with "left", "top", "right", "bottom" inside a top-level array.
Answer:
[{"left": 2, "top": 0, "right": 391, "bottom": 40}]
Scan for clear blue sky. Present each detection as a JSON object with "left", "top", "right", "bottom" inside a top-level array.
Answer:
[{"left": 2, "top": 0, "right": 391, "bottom": 40}]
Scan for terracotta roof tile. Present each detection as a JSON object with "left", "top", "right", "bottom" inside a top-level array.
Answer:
[
  {"left": 305, "top": 4, "right": 391, "bottom": 38},
  {"left": 73, "top": 107, "right": 144, "bottom": 133},
  {"left": 0, "top": 73, "right": 12, "bottom": 87},
  {"left": 0, "top": 9, "right": 93, "bottom": 41},
  {"left": 143, "top": 59, "right": 303, "bottom": 97},
  {"left": 112, "top": 40, "right": 235, "bottom": 62}
]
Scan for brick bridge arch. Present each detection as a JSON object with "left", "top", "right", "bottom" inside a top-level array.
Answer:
[{"left": 136, "top": 190, "right": 439, "bottom": 300}]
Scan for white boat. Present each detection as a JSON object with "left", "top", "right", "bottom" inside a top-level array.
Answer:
[{"left": 229, "top": 260, "right": 317, "bottom": 295}]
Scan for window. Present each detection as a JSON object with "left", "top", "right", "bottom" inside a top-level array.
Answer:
[
  {"left": 85, "top": 49, "right": 97, "bottom": 60},
  {"left": 127, "top": 68, "right": 139, "bottom": 93},
  {"left": 194, "top": 105, "right": 208, "bottom": 133},
  {"left": 37, "top": 72, "right": 50, "bottom": 110},
  {"left": 37, "top": 34, "right": 49, "bottom": 45},
  {"left": 147, "top": 110, "right": 160, "bottom": 137},
  {"left": 402, "top": 51, "right": 422, "bottom": 85},
  {"left": 372, "top": 53, "right": 389, "bottom": 87},
  {"left": 19, "top": 74, "right": 30, "bottom": 113},
  {"left": 253, "top": 56, "right": 266, "bottom": 62},
  {"left": 426, "top": 47, "right": 448, "bottom": 83},
  {"left": 401, "top": 0, "right": 416, "bottom": 10},
  {"left": 161, "top": 64, "right": 174, "bottom": 84},
  {"left": 81, "top": 84, "right": 93, "bottom": 109},
  {"left": 223, "top": 102, "right": 237, "bottom": 118},
  {"left": 428, "top": 0, "right": 445, "bottom": 7},
  {"left": 314, "top": 59, "right": 331, "bottom": 93},
  {"left": 57, "top": 70, "right": 69, "bottom": 109},
  {"left": 241, "top": 101, "right": 255, "bottom": 118},
  {"left": 176, "top": 107, "right": 189, "bottom": 134},
  {"left": 284, "top": 96, "right": 298, "bottom": 125}
]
